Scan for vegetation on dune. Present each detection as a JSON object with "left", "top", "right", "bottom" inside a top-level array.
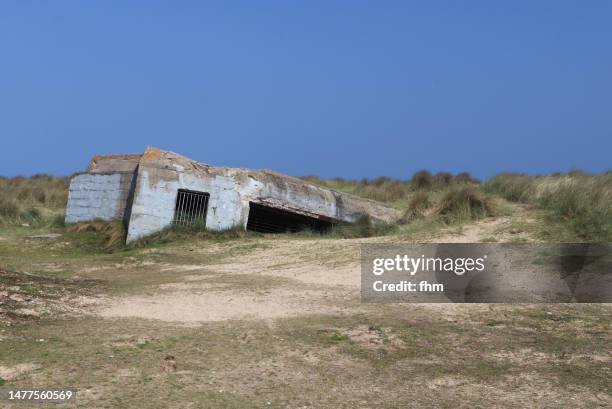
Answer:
[
  {"left": 0, "top": 174, "right": 69, "bottom": 225},
  {"left": 300, "top": 170, "right": 478, "bottom": 203},
  {"left": 435, "top": 187, "right": 496, "bottom": 223},
  {"left": 67, "top": 220, "right": 128, "bottom": 252},
  {"left": 399, "top": 191, "right": 431, "bottom": 223},
  {"left": 328, "top": 215, "right": 398, "bottom": 238},
  {"left": 129, "top": 223, "right": 248, "bottom": 248},
  {"left": 3, "top": 169, "right": 612, "bottom": 245},
  {"left": 484, "top": 172, "right": 612, "bottom": 241},
  {"left": 300, "top": 175, "right": 411, "bottom": 202}
]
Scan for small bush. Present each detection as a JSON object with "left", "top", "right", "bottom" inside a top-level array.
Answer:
[
  {"left": 400, "top": 192, "right": 430, "bottom": 223},
  {"left": 454, "top": 172, "right": 478, "bottom": 184},
  {"left": 50, "top": 214, "right": 66, "bottom": 228},
  {"left": 21, "top": 208, "right": 41, "bottom": 223},
  {"left": 411, "top": 170, "right": 432, "bottom": 190},
  {"left": 436, "top": 187, "right": 495, "bottom": 223},
  {"left": 432, "top": 172, "right": 453, "bottom": 188},
  {"left": 483, "top": 173, "right": 536, "bottom": 202},
  {"left": 0, "top": 197, "right": 21, "bottom": 222}
]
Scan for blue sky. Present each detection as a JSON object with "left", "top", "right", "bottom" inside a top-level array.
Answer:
[{"left": 1, "top": 1, "right": 611, "bottom": 179}]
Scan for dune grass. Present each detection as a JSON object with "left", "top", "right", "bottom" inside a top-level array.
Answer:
[
  {"left": 399, "top": 191, "right": 431, "bottom": 223},
  {"left": 4, "top": 170, "right": 611, "bottom": 245},
  {"left": 484, "top": 172, "right": 612, "bottom": 241},
  {"left": 0, "top": 174, "right": 69, "bottom": 226},
  {"left": 300, "top": 171, "right": 478, "bottom": 204},
  {"left": 435, "top": 186, "right": 496, "bottom": 223}
]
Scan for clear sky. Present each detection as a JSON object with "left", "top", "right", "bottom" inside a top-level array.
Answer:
[{"left": 1, "top": 1, "right": 610, "bottom": 180}]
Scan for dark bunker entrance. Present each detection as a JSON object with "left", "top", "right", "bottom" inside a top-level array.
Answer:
[{"left": 246, "top": 202, "right": 335, "bottom": 233}]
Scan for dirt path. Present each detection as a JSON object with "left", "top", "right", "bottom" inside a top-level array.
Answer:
[
  {"left": 96, "top": 207, "right": 537, "bottom": 323},
  {"left": 97, "top": 238, "right": 366, "bottom": 322}
]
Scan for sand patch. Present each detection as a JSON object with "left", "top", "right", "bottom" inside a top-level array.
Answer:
[
  {"left": 97, "top": 287, "right": 343, "bottom": 323},
  {"left": 0, "top": 363, "right": 39, "bottom": 381}
]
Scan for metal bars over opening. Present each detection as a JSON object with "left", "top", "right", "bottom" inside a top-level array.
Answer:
[
  {"left": 173, "top": 189, "right": 210, "bottom": 227},
  {"left": 246, "top": 202, "right": 334, "bottom": 233}
]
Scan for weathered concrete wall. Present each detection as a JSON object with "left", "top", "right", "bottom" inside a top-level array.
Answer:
[
  {"left": 65, "top": 172, "right": 136, "bottom": 223},
  {"left": 87, "top": 154, "right": 142, "bottom": 173},
  {"left": 125, "top": 147, "right": 400, "bottom": 242},
  {"left": 68, "top": 146, "right": 400, "bottom": 242},
  {"left": 126, "top": 165, "right": 245, "bottom": 242},
  {"left": 247, "top": 170, "right": 399, "bottom": 223}
]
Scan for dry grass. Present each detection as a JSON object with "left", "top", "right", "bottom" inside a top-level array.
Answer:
[
  {"left": 484, "top": 172, "right": 612, "bottom": 241},
  {"left": 5, "top": 171, "right": 610, "bottom": 244},
  {"left": 301, "top": 171, "right": 478, "bottom": 204},
  {"left": 0, "top": 174, "right": 69, "bottom": 225},
  {"left": 399, "top": 191, "right": 431, "bottom": 223},
  {"left": 435, "top": 187, "right": 496, "bottom": 223},
  {"left": 67, "top": 220, "right": 127, "bottom": 252},
  {"left": 128, "top": 224, "right": 248, "bottom": 248}
]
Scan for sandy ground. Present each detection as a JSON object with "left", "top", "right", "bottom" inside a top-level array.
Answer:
[
  {"left": 95, "top": 215, "right": 530, "bottom": 323},
  {"left": 2, "top": 210, "right": 611, "bottom": 408}
]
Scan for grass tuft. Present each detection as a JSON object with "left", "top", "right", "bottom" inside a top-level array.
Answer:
[
  {"left": 410, "top": 170, "right": 432, "bottom": 190},
  {"left": 435, "top": 187, "right": 496, "bottom": 223},
  {"left": 128, "top": 223, "right": 248, "bottom": 248},
  {"left": 0, "top": 174, "right": 69, "bottom": 225},
  {"left": 484, "top": 172, "right": 612, "bottom": 241},
  {"left": 399, "top": 191, "right": 430, "bottom": 223},
  {"left": 67, "top": 220, "right": 127, "bottom": 252}
]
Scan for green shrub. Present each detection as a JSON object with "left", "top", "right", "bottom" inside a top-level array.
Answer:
[
  {"left": 411, "top": 170, "right": 432, "bottom": 190},
  {"left": 483, "top": 173, "right": 536, "bottom": 202},
  {"left": 400, "top": 191, "right": 430, "bottom": 223},
  {"left": 436, "top": 187, "right": 495, "bottom": 223},
  {"left": 432, "top": 172, "right": 453, "bottom": 188},
  {"left": 0, "top": 197, "right": 21, "bottom": 222},
  {"left": 454, "top": 172, "right": 478, "bottom": 184}
]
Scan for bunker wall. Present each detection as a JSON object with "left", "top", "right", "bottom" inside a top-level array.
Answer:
[
  {"left": 65, "top": 172, "right": 136, "bottom": 223},
  {"left": 125, "top": 166, "right": 245, "bottom": 242}
]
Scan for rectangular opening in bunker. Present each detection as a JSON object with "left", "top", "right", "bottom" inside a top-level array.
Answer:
[
  {"left": 246, "top": 202, "right": 334, "bottom": 233},
  {"left": 173, "top": 189, "right": 210, "bottom": 227}
]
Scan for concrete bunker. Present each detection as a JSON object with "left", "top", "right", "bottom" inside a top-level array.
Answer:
[
  {"left": 65, "top": 147, "right": 400, "bottom": 243},
  {"left": 246, "top": 202, "right": 335, "bottom": 233}
]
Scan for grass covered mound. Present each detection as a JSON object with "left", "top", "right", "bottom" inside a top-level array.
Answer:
[
  {"left": 300, "top": 171, "right": 478, "bottom": 204},
  {"left": 435, "top": 187, "right": 496, "bottom": 223},
  {"left": 4, "top": 170, "right": 612, "bottom": 244},
  {"left": 484, "top": 172, "right": 612, "bottom": 241},
  {"left": 0, "top": 174, "right": 69, "bottom": 225},
  {"left": 399, "top": 191, "right": 431, "bottom": 223}
]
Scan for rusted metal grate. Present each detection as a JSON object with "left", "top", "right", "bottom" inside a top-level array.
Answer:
[{"left": 173, "top": 189, "right": 210, "bottom": 227}]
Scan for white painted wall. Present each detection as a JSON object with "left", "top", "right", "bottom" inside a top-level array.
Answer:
[
  {"left": 65, "top": 173, "right": 126, "bottom": 223},
  {"left": 126, "top": 168, "right": 245, "bottom": 242}
]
